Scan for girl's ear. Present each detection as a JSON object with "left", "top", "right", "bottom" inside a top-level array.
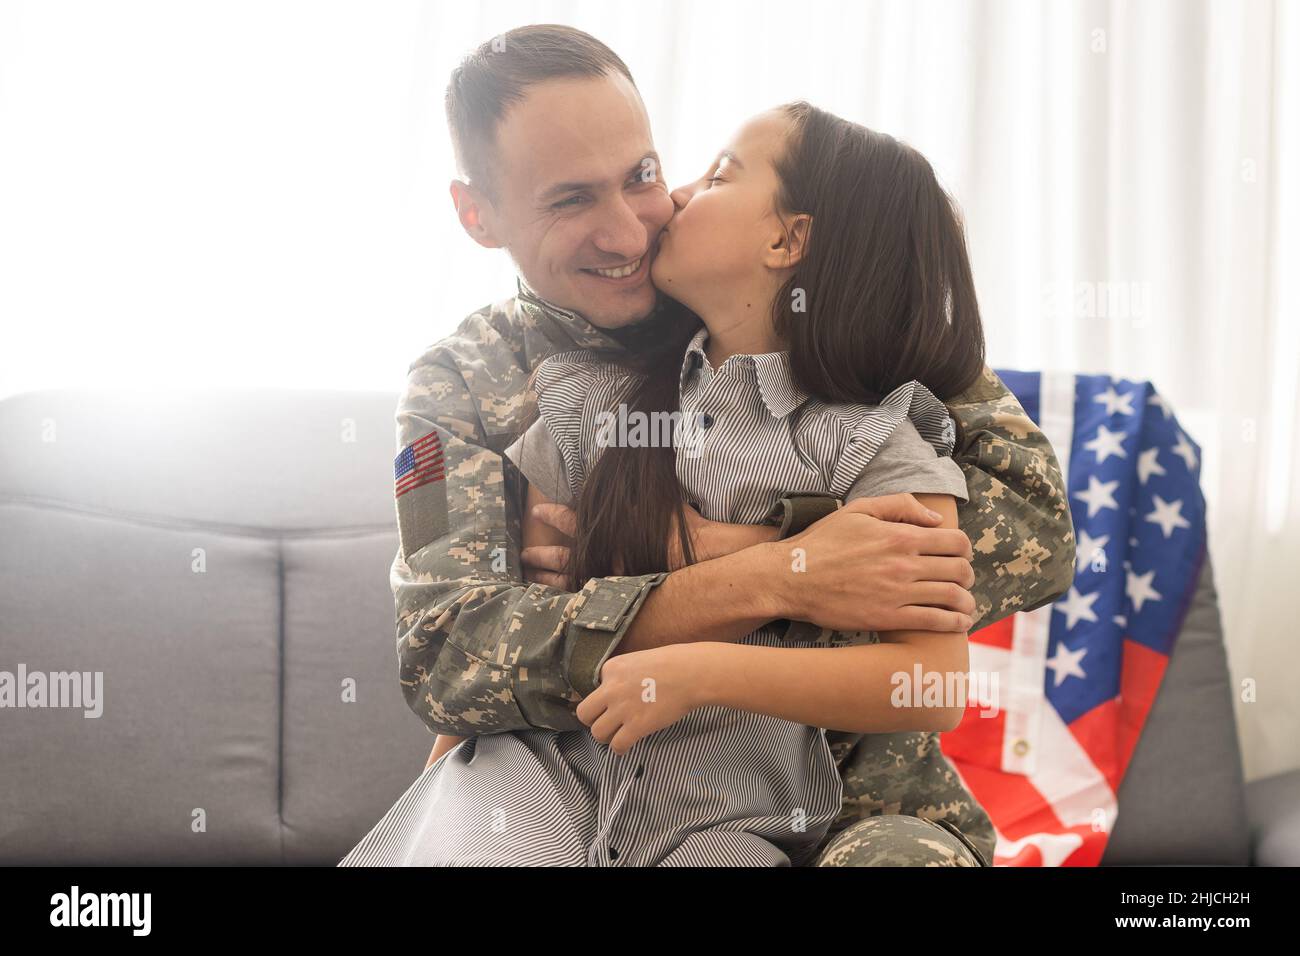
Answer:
[{"left": 763, "top": 213, "right": 813, "bottom": 270}]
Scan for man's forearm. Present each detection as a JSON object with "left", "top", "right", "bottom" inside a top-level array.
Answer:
[
  {"left": 613, "top": 542, "right": 786, "bottom": 655},
  {"left": 397, "top": 567, "right": 670, "bottom": 736},
  {"left": 947, "top": 366, "right": 1076, "bottom": 627}
]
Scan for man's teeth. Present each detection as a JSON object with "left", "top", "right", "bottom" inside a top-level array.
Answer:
[{"left": 589, "top": 257, "right": 642, "bottom": 279}]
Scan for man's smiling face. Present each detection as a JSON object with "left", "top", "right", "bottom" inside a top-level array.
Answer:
[{"left": 464, "top": 71, "right": 673, "bottom": 330}]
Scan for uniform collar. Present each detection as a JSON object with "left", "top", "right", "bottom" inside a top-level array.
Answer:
[
  {"left": 515, "top": 277, "right": 630, "bottom": 352},
  {"left": 680, "top": 327, "right": 809, "bottom": 419}
]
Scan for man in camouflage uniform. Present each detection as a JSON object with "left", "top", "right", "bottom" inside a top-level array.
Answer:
[{"left": 389, "top": 25, "right": 1076, "bottom": 867}]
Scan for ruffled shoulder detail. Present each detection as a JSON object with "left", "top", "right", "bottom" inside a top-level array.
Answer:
[{"left": 823, "top": 380, "right": 957, "bottom": 496}]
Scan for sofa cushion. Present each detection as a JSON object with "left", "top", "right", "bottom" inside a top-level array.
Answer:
[
  {"left": 280, "top": 531, "right": 433, "bottom": 864},
  {"left": 0, "top": 501, "right": 282, "bottom": 863},
  {"left": 0, "top": 388, "right": 431, "bottom": 864}
]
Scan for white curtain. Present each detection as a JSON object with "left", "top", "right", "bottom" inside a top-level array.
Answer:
[{"left": 2, "top": 0, "right": 1296, "bottom": 779}]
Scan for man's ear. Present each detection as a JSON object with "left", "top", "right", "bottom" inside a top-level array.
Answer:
[
  {"left": 449, "top": 179, "right": 504, "bottom": 250},
  {"left": 763, "top": 213, "right": 813, "bottom": 270}
]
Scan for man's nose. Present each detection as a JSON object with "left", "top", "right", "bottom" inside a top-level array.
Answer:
[{"left": 592, "top": 195, "right": 648, "bottom": 257}]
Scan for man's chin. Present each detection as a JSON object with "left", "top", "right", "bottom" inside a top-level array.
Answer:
[{"left": 570, "top": 275, "right": 659, "bottom": 330}]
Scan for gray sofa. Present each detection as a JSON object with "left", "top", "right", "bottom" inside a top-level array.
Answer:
[{"left": 0, "top": 388, "right": 1294, "bottom": 865}]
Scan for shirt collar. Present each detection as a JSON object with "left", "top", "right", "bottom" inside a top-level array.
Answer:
[{"left": 680, "top": 327, "right": 809, "bottom": 419}]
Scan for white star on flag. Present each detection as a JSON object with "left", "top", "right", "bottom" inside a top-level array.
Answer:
[
  {"left": 1145, "top": 495, "right": 1191, "bottom": 538},
  {"left": 1172, "top": 431, "right": 1198, "bottom": 471},
  {"left": 1074, "top": 474, "right": 1120, "bottom": 517},
  {"left": 1084, "top": 424, "right": 1128, "bottom": 464},
  {"left": 1046, "top": 640, "right": 1089, "bottom": 687},
  {"left": 1094, "top": 386, "right": 1135, "bottom": 416},
  {"left": 1126, "top": 568, "right": 1163, "bottom": 613},
  {"left": 1075, "top": 529, "right": 1111, "bottom": 573},
  {"left": 1054, "top": 585, "right": 1101, "bottom": 629},
  {"left": 1137, "top": 446, "right": 1166, "bottom": 485},
  {"left": 1148, "top": 393, "right": 1173, "bottom": 419}
]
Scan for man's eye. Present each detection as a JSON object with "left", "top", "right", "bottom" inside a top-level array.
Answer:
[
  {"left": 553, "top": 195, "right": 586, "bottom": 210},
  {"left": 706, "top": 174, "right": 724, "bottom": 188}
]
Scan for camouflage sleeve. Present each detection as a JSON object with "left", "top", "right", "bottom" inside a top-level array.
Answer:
[
  {"left": 392, "top": 351, "right": 667, "bottom": 737},
  {"left": 948, "top": 366, "right": 1076, "bottom": 628}
]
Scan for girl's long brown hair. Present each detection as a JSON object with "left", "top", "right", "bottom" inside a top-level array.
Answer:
[{"left": 552, "top": 102, "right": 986, "bottom": 589}]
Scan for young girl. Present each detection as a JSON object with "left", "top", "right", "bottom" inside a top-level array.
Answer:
[{"left": 351, "top": 101, "right": 986, "bottom": 866}]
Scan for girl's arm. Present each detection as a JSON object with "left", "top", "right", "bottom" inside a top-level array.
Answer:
[
  {"left": 691, "top": 493, "right": 971, "bottom": 734},
  {"left": 667, "top": 504, "right": 780, "bottom": 569}
]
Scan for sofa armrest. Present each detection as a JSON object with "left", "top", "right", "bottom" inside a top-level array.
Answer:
[{"left": 1245, "top": 768, "right": 1300, "bottom": 866}]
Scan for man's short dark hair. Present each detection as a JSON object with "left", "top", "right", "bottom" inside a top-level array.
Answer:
[{"left": 446, "top": 24, "right": 637, "bottom": 199}]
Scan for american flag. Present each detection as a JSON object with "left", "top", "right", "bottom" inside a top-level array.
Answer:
[
  {"left": 394, "top": 429, "right": 448, "bottom": 560},
  {"left": 941, "top": 370, "right": 1207, "bottom": 866},
  {"left": 395, "top": 430, "right": 445, "bottom": 498}
]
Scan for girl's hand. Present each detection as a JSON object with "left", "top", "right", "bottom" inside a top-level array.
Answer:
[{"left": 576, "top": 643, "right": 712, "bottom": 754}]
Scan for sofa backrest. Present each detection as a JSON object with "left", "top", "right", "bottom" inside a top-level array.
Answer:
[{"left": 0, "top": 388, "right": 1249, "bottom": 864}]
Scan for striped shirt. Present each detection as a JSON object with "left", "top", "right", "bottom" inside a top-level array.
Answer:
[
  {"left": 509, "top": 325, "right": 968, "bottom": 524},
  {"left": 338, "top": 326, "right": 967, "bottom": 867}
]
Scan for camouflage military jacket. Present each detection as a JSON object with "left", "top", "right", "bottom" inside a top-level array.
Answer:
[{"left": 392, "top": 279, "right": 1076, "bottom": 863}]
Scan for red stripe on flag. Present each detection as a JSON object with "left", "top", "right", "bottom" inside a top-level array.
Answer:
[
  {"left": 395, "top": 470, "right": 446, "bottom": 498},
  {"left": 396, "top": 452, "right": 446, "bottom": 494},
  {"left": 412, "top": 447, "right": 444, "bottom": 465},
  {"left": 945, "top": 754, "right": 1065, "bottom": 842},
  {"left": 1116, "top": 638, "right": 1169, "bottom": 778},
  {"left": 402, "top": 450, "right": 444, "bottom": 473},
  {"left": 408, "top": 431, "right": 442, "bottom": 453},
  {"left": 969, "top": 613, "right": 1015, "bottom": 650},
  {"left": 945, "top": 748, "right": 1110, "bottom": 867},
  {"left": 396, "top": 465, "right": 446, "bottom": 493},
  {"left": 939, "top": 697, "right": 1007, "bottom": 769},
  {"left": 1066, "top": 640, "right": 1169, "bottom": 793}
]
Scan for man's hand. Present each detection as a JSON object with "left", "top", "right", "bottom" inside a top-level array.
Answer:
[
  {"left": 520, "top": 502, "right": 577, "bottom": 588},
  {"left": 775, "top": 493, "right": 976, "bottom": 633},
  {"left": 523, "top": 492, "right": 975, "bottom": 636}
]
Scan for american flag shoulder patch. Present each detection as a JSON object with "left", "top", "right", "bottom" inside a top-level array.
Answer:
[{"left": 394, "top": 429, "right": 448, "bottom": 560}]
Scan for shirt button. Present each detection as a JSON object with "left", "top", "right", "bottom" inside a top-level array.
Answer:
[
  {"left": 609, "top": 846, "right": 620, "bottom": 860},
  {"left": 699, "top": 413, "right": 714, "bottom": 429},
  {"left": 635, "top": 764, "right": 645, "bottom": 778}
]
